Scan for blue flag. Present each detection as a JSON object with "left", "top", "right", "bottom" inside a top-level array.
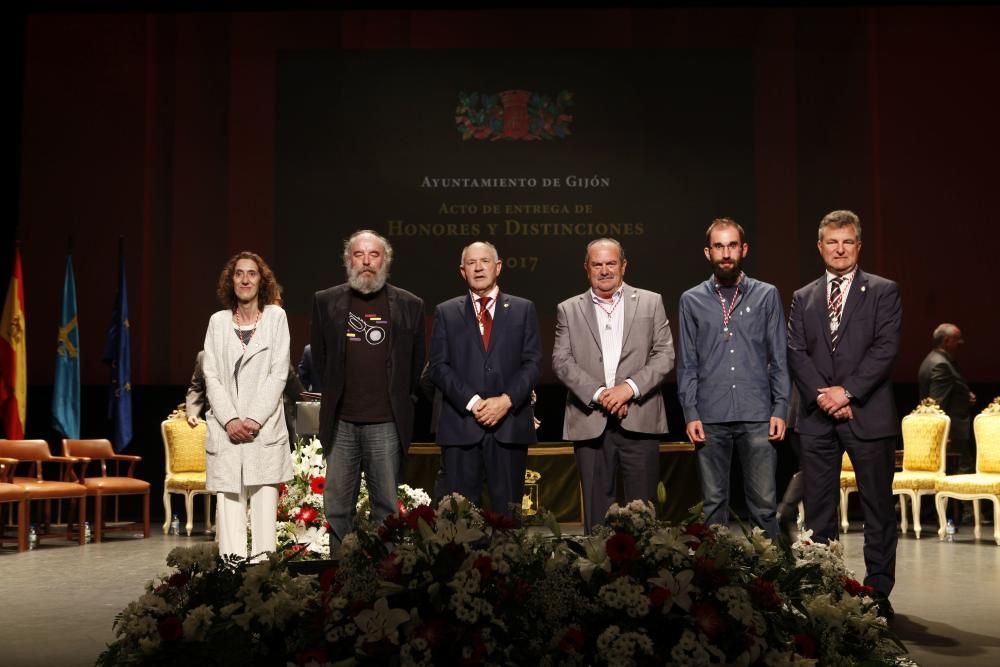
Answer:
[
  {"left": 52, "top": 254, "right": 80, "bottom": 439},
  {"left": 102, "top": 244, "right": 132, "bottom": 451}
]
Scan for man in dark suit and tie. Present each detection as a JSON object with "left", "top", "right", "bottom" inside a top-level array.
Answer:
[
  {"left": 429, "top": 241, "right": 542, "bottom": 518},
  {"left": 787, "top": 209, "right": 902, "bottom": 619},
  {"left": 311, "top": 230, "right": 425, "bottom": 552}
]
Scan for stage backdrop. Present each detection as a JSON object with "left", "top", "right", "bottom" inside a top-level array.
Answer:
[{"left": 275, "top": 48, "right": 752, "bottom": 382}]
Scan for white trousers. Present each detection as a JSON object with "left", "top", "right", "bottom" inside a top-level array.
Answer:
[{"left": 216, "top": 484, "right": 278, "bottom": 561}]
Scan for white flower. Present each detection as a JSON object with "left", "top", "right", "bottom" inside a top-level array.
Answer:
[
  {"left": 354, "top": 596, "right": 410, "bottom": 645},
  {"left": 181, "top": 604, "right": 214, "bottom": 642},
  {"left": 648, "top": 568, "right": 694, "bottom": 611}
]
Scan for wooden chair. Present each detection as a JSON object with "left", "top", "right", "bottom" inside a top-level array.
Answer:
[
  {"left": 0, "top": 439, "right": 87, "bottom": 545},
  {"left": 935, "top": 397, "right": 1000, "bottom": 545},
  {"left": 839, "top": 451, "right": 856, "bottom": 533},
  {"left": 161, "top": 414, "right": 214, "bottom": 536},
  {"left": 892, "top": 399, "right": 950, "bottom": 539},
  {"left": 0, "top": 457, "right": 29, "bottom": 551},
  {"left": 62, "top": 439, "right": 150, "bottom": 543}
]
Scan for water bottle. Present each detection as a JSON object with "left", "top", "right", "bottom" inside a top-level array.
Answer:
[
  {"left": 84, "top": 521, "right": 93, "bottom": 543},
  {"left": 171, "top": 514, "right": 181, "bottom": 536},
  {"left": 28, "top": 524, "right": 38, "bottom": 550},
  {"left": 945, "top": 519, "right": 956, "bottom": 542}
]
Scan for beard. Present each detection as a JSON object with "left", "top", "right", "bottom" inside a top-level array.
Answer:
[
  {"left": 347, "top": 263, "right": 388, "bottom": 294},
  {"left": 711, "top": 257, "right": 743, "bottom": 285}
]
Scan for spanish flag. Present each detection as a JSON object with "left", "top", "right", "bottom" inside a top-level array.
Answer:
[{"left": 0, "top": 247, "right": 27, "bottom": 439}]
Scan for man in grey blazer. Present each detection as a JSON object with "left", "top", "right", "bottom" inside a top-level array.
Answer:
[{"left": 553, "top": 238, "right": 675, "bottom": 533}]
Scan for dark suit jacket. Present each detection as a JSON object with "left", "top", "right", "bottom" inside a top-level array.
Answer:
[
  {"left": 297, "top": 344, "right": 322, "bottom": 392},
  {"left": 918, "top": 349, "right": 972, "bottom": 441},
  {"left": 787, "top": 269, "right": 901, "bottom": 439},
  {"left": 429, "top": 292, "right": 542, "bottom": 447},
  {"left": 310, "top": 283, "right": 425, "bottom": 451}
]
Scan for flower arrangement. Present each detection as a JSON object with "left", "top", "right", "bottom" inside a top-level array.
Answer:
[
  {"left": 276, "top": 437, "right": 431, "bottom": 559},
  {"left": 101, "top": 497, "right": 906, "bottom": 666}
]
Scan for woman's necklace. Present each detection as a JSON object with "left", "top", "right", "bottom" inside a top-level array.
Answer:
[{"left": 233, "top": 307, "right": 261, "bottom": 353}]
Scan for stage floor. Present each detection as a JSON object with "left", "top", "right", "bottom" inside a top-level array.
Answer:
[{"left": 1, "top": 522, "right": 997, "bottom": 666}]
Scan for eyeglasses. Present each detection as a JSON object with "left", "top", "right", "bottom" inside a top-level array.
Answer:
[{"left": 709, "top": 242, "right": 741, "bottom": 252}]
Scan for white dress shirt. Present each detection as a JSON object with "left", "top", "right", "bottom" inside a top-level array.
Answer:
[{"left": 590, "top": 286, "right": 639, "bottom": 403}]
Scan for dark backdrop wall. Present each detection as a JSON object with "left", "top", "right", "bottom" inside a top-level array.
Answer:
[{"left": 9, "top": 8, "right": 1000, "bottom": 518}]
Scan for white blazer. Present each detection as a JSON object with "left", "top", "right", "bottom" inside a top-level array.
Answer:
[{"left": 202, "top": 304, "right": 294, "bottom": 493}]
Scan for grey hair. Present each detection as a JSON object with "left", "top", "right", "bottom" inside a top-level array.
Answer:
[
  {"left": 818, "top": 210, "right": 862, "bottom": 241},
  {"left": 460, "top": 241, "right": 499, "bottom": 265},
  {"left": 342, "top": 229, "right": 394, "bottom": 269},
  {"left": 932, "top": 323, "right": 958, "bottom": 347},
  {"left": 585, "top": 238, "right": 626, "bottom": 263}
]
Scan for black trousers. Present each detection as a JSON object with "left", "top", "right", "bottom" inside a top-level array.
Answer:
[
  {"left": 800, "top": 422, "right": 898, "bottom": 596},
  {"left": 442, "top": 434, "right": 527, "bottom": 519},
  {"left": 574, "top": 423, "right": 659, "bottom": 534}
]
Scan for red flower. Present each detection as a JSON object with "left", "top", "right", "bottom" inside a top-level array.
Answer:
[
  {"left": 278, "top": 483, "right": 288, "bottom": 497},
  {"left": 482, "top": 510, "right": 516, "bottom": 531},
  {"left": 377, "top": 554, "right": 403, "bottom": 583},
  {"left": 693, "top": 556, "right": 729, "bottom": 587},
  {"left": 166, "top": 572, "right": 190, "bottom": 589},
  {"left": 414, "top": 618, "right": 447, "bottom": 647},
  {"left": 294, "top": 648, "right": 328, "bottom": 666},
  {"left": 648, "top": 586, "right": 673, "bottom": 609},
  {"left": 309, "top": 476, "right": 326, "bottom": 495},
  {"left": 605, "top": 532, "right": 640, "bottom": 562},
  {"left": 397, "top": 500, "right": 407, "bottom": 515},
  {"left": 793, "top": 633, "right": 817, "bottom": 658},
  {"left": 684, "top": 522, "right": 713, "bottom": 544},
  {"left": 157, "top": 616, "right": 183, "bottom": 642},
  {"left": 557, "top": 626, "right": 584, "bottom": 653},
  {"left": 296, "top": 506, "right": 319, "bottom": 525},
  {"left": 690, "top": 601, "right": 726, "bottom": 639},
  {"left": 472, "top": 555, "right": 493, "bottom": 579},
  {"left": 404, "top": 504, "right": 436, "bottom": 530},
  {"left": 749, "top": 577, "right": 783, "bottom": 610},
  {"left": 842, "top": 576, "right": 874, "bottom": 597}
]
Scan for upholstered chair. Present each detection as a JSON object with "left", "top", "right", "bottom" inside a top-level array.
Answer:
[
  {"left": 839, "top": 451, "right": 856, "bottom": 533},
  {"left": 892, "top": 399, "right": 950, "bottom": 539},
  {"left": 161, "top": 410, "right": 214, "bottom": 536},
  {"left": 935, "top": 397, "right": 1000, "bottom": 545}
]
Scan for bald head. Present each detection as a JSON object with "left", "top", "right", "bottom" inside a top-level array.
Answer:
[{"left": 933, "top": 323, "right": 963, "bottom": 356}]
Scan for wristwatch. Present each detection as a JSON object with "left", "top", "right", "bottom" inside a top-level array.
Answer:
[{"left": 843, "top": 388, "right": 854, "bottom": 401}]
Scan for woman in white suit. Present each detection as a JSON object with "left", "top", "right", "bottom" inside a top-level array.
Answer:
[{"left": 202, "top": 251, "right": 294, "bottom": 560}]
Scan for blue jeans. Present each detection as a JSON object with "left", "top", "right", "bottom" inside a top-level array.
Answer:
[
  {"left": 324, "top": 420, "right": 401, "bottom": 552},
  {"left": 697, "top": 421, "right": 779, "bottom": 538}
]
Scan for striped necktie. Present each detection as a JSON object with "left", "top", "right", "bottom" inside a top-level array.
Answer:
[{"left": 829, "top": 277, "right": 844, "bottom": 351}]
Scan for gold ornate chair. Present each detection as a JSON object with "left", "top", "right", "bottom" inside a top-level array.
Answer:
[
  {"left": 62, "top": 439, "right": 150, "bottom": 542},
  {"left": 0, "top": 439, "right": 87, "bottom": 545},
  {"left": 935, "top": 397, "right": 1000, "bottom": 545},
  {"left": 839, "top": 452, "right": 856, "bottom": 533},
  {"left": 0, "top": 457, "right": 28, "bottom": 551},
  {"left": 892, "top": 399, "right": 950, "bottom": 539},
  {"left": 161, "top": 408, "right": 214, "bottom": 536}
]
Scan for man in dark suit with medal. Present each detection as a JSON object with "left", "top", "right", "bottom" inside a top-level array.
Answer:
[
  {"left": 787, "top": 209, "right": 902, "bottom": 619},
  {"left": 429, "top": 241, "right": 542, "bottom": 518}
]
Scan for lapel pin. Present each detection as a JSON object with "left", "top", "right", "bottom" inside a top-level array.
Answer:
[
  {"left": 860, "top": 285, "right": 866, "bottom": 292},
  {"left": 630, "top": 293, "right": 636, "bottom": 299},
  {"left": 503, "top": 302, "right": 509, "bottom": 308},
  {"left": 746, "top": 306, "right": 751, "bottom": 312}
]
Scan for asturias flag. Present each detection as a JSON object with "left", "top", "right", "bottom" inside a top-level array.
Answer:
[
  {"left": 103, "top": 244, "right": 132, "bottom": 451},
  {"left": 53, "top": 254, "right": 80, "bottom": 439},
  {"left": 0, "top": 248, "right": 27, "bottom": 439}
]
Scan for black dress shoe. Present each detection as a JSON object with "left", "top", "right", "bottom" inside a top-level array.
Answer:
[{"left": 872, "top": 593, "right": 895, "bottom": 620}]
